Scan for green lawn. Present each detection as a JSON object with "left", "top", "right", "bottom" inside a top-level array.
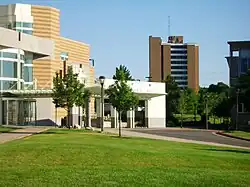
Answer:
[
  {"left": 226, "top": 131, "right": 250, "bottom": 139},
  {"left": 0, "top": 129, "right": 250, "bottom": 187},
  {"left": 0, "top": 126, "right": 17, "bottom": 133}
]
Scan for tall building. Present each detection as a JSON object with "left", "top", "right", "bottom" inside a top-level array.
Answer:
[
  {"left": 226, "top": 41, "right": 250, "bottom": 87},
  {"left": 149, "top": 35, "right": 199, "bottom": 92},
  {"left": 0, "top": 4, "right": 95, "bottom": 125}
]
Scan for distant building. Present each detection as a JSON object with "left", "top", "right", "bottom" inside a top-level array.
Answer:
[
  {"left": 226, "top": 41, "right": 250, "bottom": 86},
  {"left": 149, "top": 35, "right": 199, "bottom": 92}
]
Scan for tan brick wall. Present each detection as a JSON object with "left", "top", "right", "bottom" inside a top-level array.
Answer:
[
  {"left": 187, "top": 45, "right": 199, "bottom": 92},
  {"left": 149, "top": 36, "right": 162, "bottom": 82},
  {"left": 31, "top": 5, "right": 95, "bottom": 120}
]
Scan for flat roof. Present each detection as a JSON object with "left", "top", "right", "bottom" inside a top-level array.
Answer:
[{"left": 228, "top": 41, "right": 250, "bottom": 45}]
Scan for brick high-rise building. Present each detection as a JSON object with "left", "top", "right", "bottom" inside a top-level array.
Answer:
[{"left": 149, "top": 35, "right": 199, "bottom": 92}]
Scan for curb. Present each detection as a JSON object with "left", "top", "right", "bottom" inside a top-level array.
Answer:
[{"left": 216, "top": 132, "right": 250, "bottom": 142}]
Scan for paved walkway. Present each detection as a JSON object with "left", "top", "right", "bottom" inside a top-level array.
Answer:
[
  {"left": 104, "top": 128, "right": 250, "bottom": 150},
  {"left": 0, "top": 126, "right": 50, "bottom": 144}
]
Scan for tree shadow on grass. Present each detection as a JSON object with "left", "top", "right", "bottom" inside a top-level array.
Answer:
[
  {"left": 197, "top": 148, "right": 250, "bottom": 154},
  {"left": 109, "top": 135, "right": 133, "bottom": 140}
]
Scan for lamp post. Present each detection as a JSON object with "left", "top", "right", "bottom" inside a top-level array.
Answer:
[
  {"left": 99, "top": 75, "right": 105, "bottom": 132},
  {"left": 236, "top": 88, "right": 240, "bottom": 131}
]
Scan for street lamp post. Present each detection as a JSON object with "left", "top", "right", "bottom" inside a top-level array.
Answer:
[
  {"left": 236, "top": 88, "right": 240, "bottom": 131},
  {"left": 99, "top": 76, "right": 105, "bottom": 132}
]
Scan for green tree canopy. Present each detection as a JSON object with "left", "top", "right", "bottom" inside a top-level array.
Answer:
[{"left": 106, "top": 65, "right": 139, "bottom": 137}]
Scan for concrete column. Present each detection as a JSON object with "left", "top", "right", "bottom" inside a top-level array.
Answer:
[
  {"left": 96, "top": 98, "right": 102, "bottom": 128},
  {"left": 127, "top": 109, "right": 135, "bottom": 128},
  {"left": 0, "top": 99, "right": 2, "bottom": 125},
  {"left": 145, "top": 100, "right": 149, "bottom": 128},
  {"left": 111, "top": 105, "right": 118, "bottom": 128},
  {"left": 6, "top": 100, "right": 9, "bottom": 125}
]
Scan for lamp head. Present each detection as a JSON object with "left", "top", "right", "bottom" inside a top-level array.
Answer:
[{"left": 99, "top": 75, "right": 105, "bottom": 85}]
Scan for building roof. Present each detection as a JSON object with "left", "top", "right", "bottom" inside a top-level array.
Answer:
[{"left": 227, "top": 41, "right": 250, "bottom": 50}]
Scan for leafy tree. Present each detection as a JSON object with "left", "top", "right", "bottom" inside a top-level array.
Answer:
[
  {"left": 112, "top": 65, "right": 133, "bottom": 81},
  {"left": 178, "top": 90, "right": 188, "bottom": 127},
  {"left": 164, "top": 75, "right": 180, "bottom": 125},
  {"left": 106, "top": 65, "right": 139, "bottom": 137},
  {"left": 52, "top": 72, "right": 65, "bottom": 126},
  {"left": 52, "top": 66, "right": 84, "bottom": 129}
]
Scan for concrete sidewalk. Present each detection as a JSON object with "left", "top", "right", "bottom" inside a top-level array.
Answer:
[
  {"left": 103, "top": 128, "right": 250, "bottom": 150},
  {"left": 0, "top": 126, "right": 50, "bottom": 144}
]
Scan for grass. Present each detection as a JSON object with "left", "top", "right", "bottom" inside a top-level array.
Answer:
[
  {"left": 0, "top": 125, "right": 18, "bottom": 133},
  {"left": 0, "top": 129, "right": 250, "bottom": 187},
  {"left": 226, "top": 131, "right": 250, "bottom": 139}
]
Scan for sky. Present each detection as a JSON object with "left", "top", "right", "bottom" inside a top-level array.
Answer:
[{"left": 2, "top": 0, "right": 250, "bottom": 86}]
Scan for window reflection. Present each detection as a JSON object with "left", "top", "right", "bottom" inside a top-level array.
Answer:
[
  {"left": 24, "top": 66, "right": 33, "bottom": 82},
  {"left": 2, "top": 52, "right": 17, "bottom": 59},
  {"left": 2, "top": 61, "right": 17, "bottom": 78}
]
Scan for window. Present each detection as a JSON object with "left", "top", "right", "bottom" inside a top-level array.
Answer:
[
  {"left": 171, "top": 66, "right": 187, "bottom": 70},
  {"left": 171, "top": 61, "right": 187, "bottom": 64},
  {"left": 24, "top": 66, "right": 33, "bottom": 82},
  {"left": 80, "top": 64, "right": 82, "bottom": 68},
  {"left": 171, "top": 50, "right": 187, "bottom": 54},
  {"left": 25, "top": 58, "right": 33, "bottom": 64},
  {"left": 171, "top": 45, "right": 187, "bottom": 49},
  {"left": 23, "top": 30, "right": 33, "bottom": 35},
  {"left": 13, "top": 22, "right": 22, "bottom": 27},
  {"left": 241, "top": 58, "right": 248, "bottom": 73},
  {"left": 171, "top": 71, "right": 188, "bottom": 75},
  {"left": 1, "top": 80, "right": 17, "bottom": 90},
  {"left": 172, "top": 76, "right": 188, "bottom": 80},
  {"left": 2, "top": 61, "right": 17, "bottom": 78},
  {"left": 23, "top": 22, "right": 33, "bottom": 28},
  {"left": 2, "top": 52, "right": 17, "bottom": 59},
  {"left": 20, "top": 54, "right": 25, "bottom": 60},
  {"left": 171, "top": 55, "right": 187, "bottom": 59}
]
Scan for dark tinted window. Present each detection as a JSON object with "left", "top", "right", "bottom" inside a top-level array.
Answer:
[
  {"left": 171, "top": 66, "right": 187, "bottom": 70},
  {"left": 2, "top": 61, "right": 17, "bottom": 78},
  {"left": 171, "top": 71, "right": 187, "bottom": 74},
  {"left": 171, "top": 55, "right": 187, "bottom": 59}
]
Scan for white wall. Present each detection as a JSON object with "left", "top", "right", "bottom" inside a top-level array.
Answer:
[
  {"left": 146, "top": 95, "right": 166, "bottom": 128},
  {"left": 36, "top": 98, "right": 55, "bottom": 126}
]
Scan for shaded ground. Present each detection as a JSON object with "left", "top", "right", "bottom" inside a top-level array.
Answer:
[
  {"left": 0, "top": 129, "right": 249, "bottom": 187},
  {"left": 132, "top": 129, "right": 250, "bottom": 148}
]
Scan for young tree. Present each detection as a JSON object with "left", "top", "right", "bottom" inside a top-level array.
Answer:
[
  {"left": 164, "top": 75, "right": 180, "bottom": 125},
  {"left": 52, "top": 72, "right": 65, "bottom": 127},
  {"left": 106, "top": 65, "right": 139, "bottom": 137},
  {"left": 52, "top": 66, "right": 84, "bottom": 129},
  {"left": 178, "top": 90, "right": 188, "bottom": 128}
]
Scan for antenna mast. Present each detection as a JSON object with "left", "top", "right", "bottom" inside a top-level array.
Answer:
[{"left": 168, "top": 16, "right": 171, "bottom": 37}]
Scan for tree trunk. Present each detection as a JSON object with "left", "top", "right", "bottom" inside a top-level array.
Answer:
[
  {"left": 55, "top": 107, "right": 58, "bottom": 128},
  {"left": 181, "top": 111, "right": 183, "bottom": 128},
  {"left": 78, "top": 106, "right": 81, "bottom": 128},
  {"left": 118, "top": 111, "right": 122, "bottom": 137},
  {"left": 67, "top": 108, "right": 71, "bottom": 129}
]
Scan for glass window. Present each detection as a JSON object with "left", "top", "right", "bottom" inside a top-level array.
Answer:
[
  {"left": 176, "top": 81, "right": 188, "bottom": 85},
  {"left": 24, "top": 84, "right": 33, "bottom": 90},
  {"left": 2, "top": 80, "right": 17, "bottom": 90},
  {"left": 2, "top": 61, "right": 17, "bottom": 78},
  {"left": 241, "top": 58, "right": 248, "bottom": 73},
  {"left": 23, "top": 30, "right": 33, "bottom": 35},
  {"left": 14, "top": 22, "right": 22, "bottom": 27},
  {"left": 172, "top": 76, "right": 188, "bottom": 80},
  {"left": 25, "top": 58, "right": 33, "bottom": 64},
  {"left": 20, "top": 54, "right": 25, "bottom": 60},
  {"left": 24, "top": 66, "right": 33, "bottom": 82},
  {"left": 171, "top": 55, "right": 187, "bottom": 59},
  {"left": 21, "top": 63, "right": 24, "bottom": 79},
  {"left": 2, "top": 52, "right": 17, "bottom": 59},
  {"left": 15, "top": 29, "right": 22, "bottom": 32},
  {"left": 23, "top": 22, "right": 33, "bottom": 28},
  {"left": 171, "top": 61, "right": 187, "bottom": 64},
  {"left": 171, "top": 66, "right": 187, "bottom": 70},
  {"left": 171, "top": 50, "right": 187, "bottom": 54},
  {"left": 171, "top": 71, "right": 187, "bottom": 75}
]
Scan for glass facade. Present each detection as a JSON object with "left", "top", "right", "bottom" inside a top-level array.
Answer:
[
  {"left": 24, "top": 66, "right": 33, "bottom": 82},
  {"left": 2, "top": 52, "right": 17, "bottom": 59},
  {"left": 2, "top": 61, "right": 18, "bottom": 78},
  {"left": 2, "top": 80, "right": 17, "bottom": 90}
]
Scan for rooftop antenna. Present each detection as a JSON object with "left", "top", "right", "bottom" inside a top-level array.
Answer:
[{"left": 168, "top": 16, "right": 171, "bottom": 37}]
